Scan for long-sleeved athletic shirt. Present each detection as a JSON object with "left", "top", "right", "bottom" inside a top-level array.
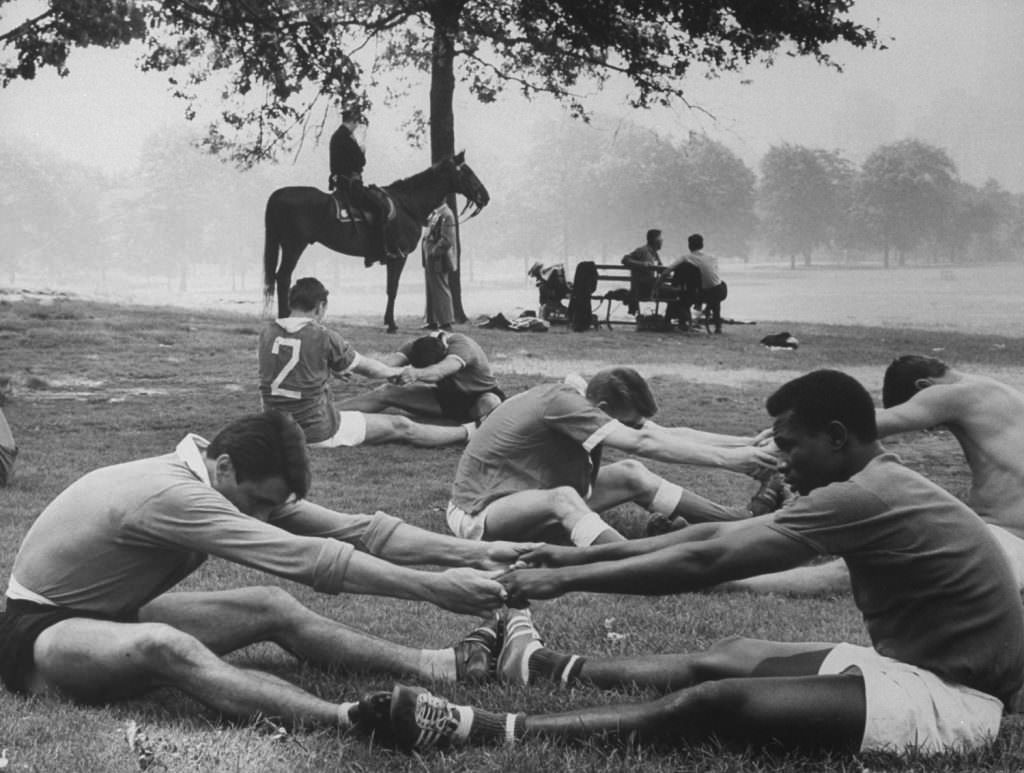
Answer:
[{"left": 5, "top": 435, "right": 402, "bottom": 617}]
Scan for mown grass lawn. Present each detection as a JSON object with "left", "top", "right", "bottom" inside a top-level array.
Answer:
[{"left": 2, "top": 293, "right": 1024, "bottom": 772}]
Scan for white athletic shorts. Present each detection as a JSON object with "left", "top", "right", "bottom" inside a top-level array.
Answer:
[
  {"left": 447, "top": 500, "right": 487, "bottom": 541},
  {"left": 987, "top": 524, "right": 1024, "bottom": 591},
  {"left": 308, "top": 411, "right": 368, "bottom": 449},
  {"left": 819, "top": 643, "right": 1003, "bottom": 754}
]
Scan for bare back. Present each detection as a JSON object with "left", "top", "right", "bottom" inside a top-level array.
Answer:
[{"left": 879, "top": 374, "right": 1024, "bottom": 537}]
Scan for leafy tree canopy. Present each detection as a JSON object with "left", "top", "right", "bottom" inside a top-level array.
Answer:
[{"left": 1, "top": 0, "right": 880, "bottom": 166}]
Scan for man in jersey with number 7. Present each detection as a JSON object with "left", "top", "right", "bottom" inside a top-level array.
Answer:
[{"left": 259, "top": 277, "right": 474, "bottom": 448}]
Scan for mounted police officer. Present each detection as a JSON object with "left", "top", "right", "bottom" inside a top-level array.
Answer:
[{"left": 329, "top": 108, "right": 389, "bottom": 266}]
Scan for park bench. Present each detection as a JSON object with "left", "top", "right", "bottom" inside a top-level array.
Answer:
[{"left": 569, "top": 261, "right": 710, "bottom": 332}]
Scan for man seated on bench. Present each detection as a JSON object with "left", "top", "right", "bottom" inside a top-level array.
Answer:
[{"left": 620, "top": 229, "right": 663, "bottom": 314}]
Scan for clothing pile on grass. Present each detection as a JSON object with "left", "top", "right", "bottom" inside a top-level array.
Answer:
[{"left": 475, "top": 309, "right": 550, "bottom": 332}]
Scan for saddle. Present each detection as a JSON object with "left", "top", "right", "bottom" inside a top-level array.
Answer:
[{"left": 329, "top": 185, "right": 396, "bottom": 225}]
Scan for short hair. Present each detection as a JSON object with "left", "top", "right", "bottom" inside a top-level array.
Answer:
[
  {"left": 766, "top": 369, "right": 877, "bottom": 442},
  {"left": 645, "top": 229, "right": 662, "bottom": 245},
  {"left": 288, "top": 277, "right": 328, "bottom": 312},
  {"left": 207, "top": 411, "right": 311, "bottom": 499},
  {"left": 688, "top": 233, "right": 704, "bottom": 251},
  {"left": 882, "top": 355, "right": 949, "bottom": 408},
  {"left": 586, "top": 367, "right": 658, "bottom": 418},
  {"left": 407, "top": 335, "right": 448, "bottom": 367}
]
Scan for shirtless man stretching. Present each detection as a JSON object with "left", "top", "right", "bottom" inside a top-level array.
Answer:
[{"left": 737, "top": 354, "right": 1024, "bottom": 594}]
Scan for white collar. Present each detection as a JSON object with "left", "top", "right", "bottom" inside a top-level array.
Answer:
[
  {"left": 175, "top": 433, "right": 212, "bottom": 486},
  {"left": 276, "top": 317, "right": 314, "bottom": 333}
]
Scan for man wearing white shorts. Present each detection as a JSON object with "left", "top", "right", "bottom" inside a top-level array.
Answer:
[
  {"left": 446, "top": 367, "right": 778, "bottom": 546},
  {"left": 259, "top": 277, "right": 474, "bottom": 449},
  {"left": 736, "top": 354, "right": 1024, "bottom": 594},
  {"left": 372, "top": 371, "right": 1023, "bottom": 756}
]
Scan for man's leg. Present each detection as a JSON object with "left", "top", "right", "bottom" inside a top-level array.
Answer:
[
  {"left": 480, "top": 488, "right": 626, "bottom": 546},
  {"left": 337, "top": 384, "right": 443, "bottom": 418},
  {"left": 589, "top": 460, "right": 749, "bottom": 527},
  {"left": 470, "top": 392, "right": 503, "bottom": 421},
  {"left": 141, "top": 587, "right": 493, "bottom": 683},
  {"left": 498, "top": 607, "right": 835, "bottom": 690},
  {"left": 383, "top": 631, "right": 864, "bottom": 752},
  {"left": 30, "top": 617, "right": 350, "bottom": 727},
  {"left": 363, "top": 414, "right": 469, "bottom": 448}
]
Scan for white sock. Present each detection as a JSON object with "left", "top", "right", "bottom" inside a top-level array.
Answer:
[
  {"left": 417, "top": 647, "right": 457, "bottom": 681},
  {"left": 454, "top": 705, "right": 475, "bottom": 742},
  {"left": 569, "top": 511, "right": 619, "bottom": 546},
  {"left": 650, "top": 480, "right": 684, "bottom": 516},
  {"left": 337, "top": 701, "right": 358, "bottom": 728}
]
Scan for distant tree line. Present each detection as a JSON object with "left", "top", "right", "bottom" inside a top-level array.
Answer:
[{"left": 2, "top": 124, "right": 1022, "bottom": 294}]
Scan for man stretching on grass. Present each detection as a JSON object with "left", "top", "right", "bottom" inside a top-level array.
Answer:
[
  {"left": 445, "top": 367, "right": 780, "bottom": 546},
  {"left": 372, "top": 370, "right": 1023, "bottom": 756},
  {"left": 0, "top": 411, "right": 536, "bottom": 731},
  {"left": 337, "top": 329, "right": 505, "bottom": 425},
  {"left": 259, "top": 277, "right": 474, "bottom": 449},
  {"left": 734, "top": 354, "right": 1024, "bottom": 595}
]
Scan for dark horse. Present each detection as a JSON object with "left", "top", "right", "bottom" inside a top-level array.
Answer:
[{"left": 263, "top": 152, "right": 490, "bottom": 331}]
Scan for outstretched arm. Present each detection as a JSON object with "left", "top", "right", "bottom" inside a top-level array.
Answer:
[
  {"left": 519, "top": 515, "right": 774, "bottom": 568},
  {"left": 875, "top": 386, "right": 962, "bottom": 437},
  {"left": 350, "top": 353, "right": 404, "bottom": 381},
  {"left": 645, "top": 420, "right": 767, "bottom": 447},
  {"left": 335, "top": 550, "right": 508, "bottom": 615},
  {"left": 376, "top": 522, "right": 542, "bottom": 572},
  {"left": 397, "top": 354, "right": 463, "bottom": 385},
  {"left": 501, "top": 524, "right": 814, "bottom": 603},
  {"left": 604, "top": 423, "right": 778, "bottom": 476}
]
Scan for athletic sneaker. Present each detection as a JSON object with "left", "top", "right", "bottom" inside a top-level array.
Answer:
[
  {"left": 389, "top": 683, "right": 462, "bottom": 752},
  {"left": 497, "top": 607, "right": 542, "bottom": 686},
  {"left": 453, "top": 614, "right": 503, "bottom": 682},
  {"left": 352, "top": 690, "right": 395, "bottom": 745}
]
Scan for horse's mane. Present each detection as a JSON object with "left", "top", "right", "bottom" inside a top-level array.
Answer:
[{"left": 386, "top": 158, "right": 449, "bottom": 194}]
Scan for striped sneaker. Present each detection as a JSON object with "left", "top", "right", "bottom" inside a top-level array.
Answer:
[
  {"left": 497, "top": 607, "right": 543, "bottom": 686},
  {"left": 389, "top": 684, "right": 462, "bottom": 752}
]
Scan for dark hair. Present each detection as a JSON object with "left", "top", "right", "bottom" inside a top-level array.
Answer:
[
  {"left": 688, "top": 233, "right": 704, "bottom": 251},
  {"left": 766, "top": 369, "right": 877, "bottom": 442},
  {"left": 645, "top": 229, "right": 662, "bottom": 246},
  {"left": 289, "top": 277, "right": 329, "bottom": 312},
  {"left": 882, "top": 355, "right": 949, "bottom": 408},
  {"left": 407, "top": 335, "right": 448, "bottom": 367},
  {"left": 207, "top": 411, "right": 311, "bottom": 498},
  {"left": 586, "top": 367, "right": 658, "bottom": 418}
]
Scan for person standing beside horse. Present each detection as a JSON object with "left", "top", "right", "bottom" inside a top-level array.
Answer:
[
  {"left": 422, "top": 202, "right": 457, "bottom": 331},
  {"left": 259, "top": 277, "right": 475, "bottom": 448},
  {"left": 328, "top": 109, "right": 389, "bottom": 266}
]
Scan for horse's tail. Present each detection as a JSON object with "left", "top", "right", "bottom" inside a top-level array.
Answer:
[{"left": 262, "top": 192, "right": 281, "bottom": 313}]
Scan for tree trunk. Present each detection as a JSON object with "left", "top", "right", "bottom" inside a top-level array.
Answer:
[{"left": 429, "top": 6, "right": 468, "bottom": 322}]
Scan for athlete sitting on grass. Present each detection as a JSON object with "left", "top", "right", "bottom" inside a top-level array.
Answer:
[
  {"left": 733, "top": 354, "right": 1024, "bottom": 595},
  {"left": 337, "top": 329, "right": 504, "bottom": 425},
  {"left": 366, "top": 370, "right": 1024, "bottom": 757},
  {"left": 444, "top": 367, "right": 781, "bottom": 546},
  {"left": 0, "top": 411, "right": 537, "bottom": 732},
  {"left": 259, "top": 277, "right": 475, "bottom": 449}
]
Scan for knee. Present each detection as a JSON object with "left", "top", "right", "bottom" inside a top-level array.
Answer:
[
  {"left": 389, "top": 415, "right": 416, "bottom": 438},
  {"left": 609, "top": 459, "right": 658, "bottom": 496},
  {"left": 663, "top": 680, "right": 746, "bottom": 723},
  {"left": 134, "top": 623, "right": 213, "bottom": 676},
  {"left": 548, "top": 486, "right": 588, "bottom": 520}
]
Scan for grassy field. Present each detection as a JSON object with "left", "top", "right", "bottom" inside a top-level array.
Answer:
[{"left": 2, "top": 293, "right": 1024, "bottom": 772}]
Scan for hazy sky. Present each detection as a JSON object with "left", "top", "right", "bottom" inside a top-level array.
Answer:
[{"left": 2, "top": 0, "right": 1023, "bottom": 190}]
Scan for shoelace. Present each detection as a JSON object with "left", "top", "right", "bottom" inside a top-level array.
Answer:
[{"left": 413, "top": 692, "right": 459, "bottom": 749}]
